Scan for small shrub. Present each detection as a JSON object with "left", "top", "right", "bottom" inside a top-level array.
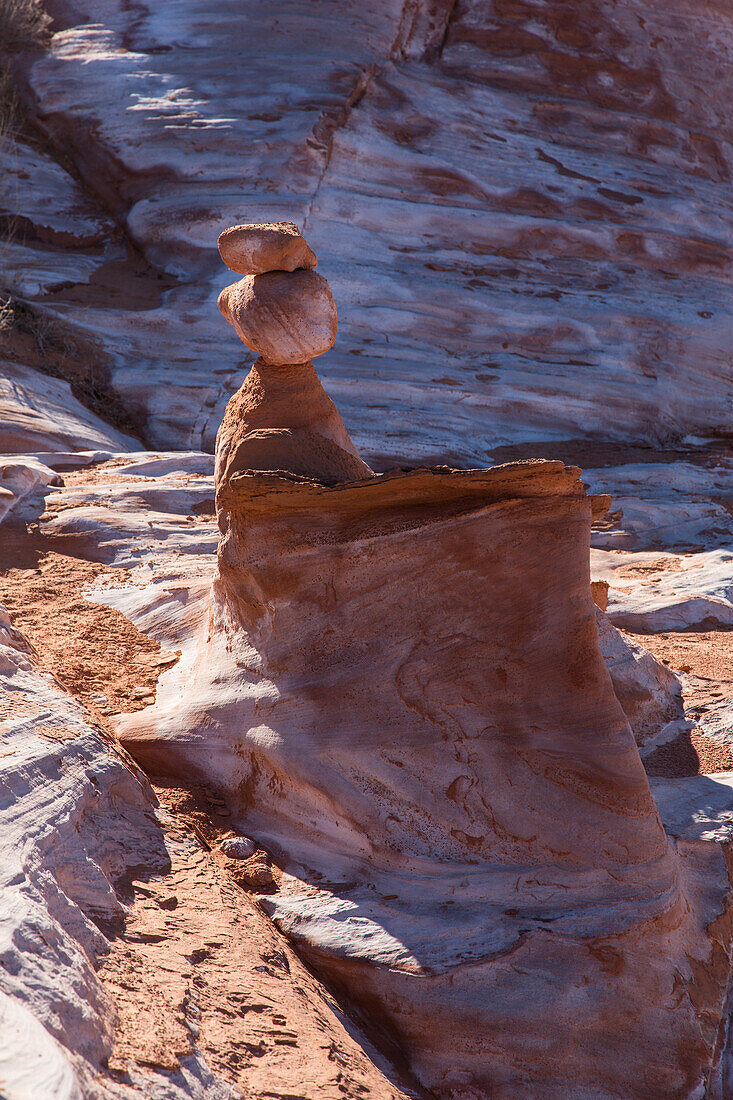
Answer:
[
  {"left": 0, "top": 0, "right": 49, "bottom": 53},
  {"left": 0, "top": 65, "right": 18, "bottom": 143},
  {"left": 0, "top": 296, "right": 14, "bottom": 331},
  {"left": 0, "top": 295, "right": 61, "bottom": 356},
  {"left": 0, "top": 1, "right": 49, "bottom": 237}
]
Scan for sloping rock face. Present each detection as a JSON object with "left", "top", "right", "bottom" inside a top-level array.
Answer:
[
  {"left": 0, "top": 604, "right": 170, "bottom": 1099},
  {"left": 115, "top": 234, "right": 733, "bottom": 1095},
  {"left": 0, "top": 362, "right": 137, "bottom": 454},
  {"left": 8, "top": 0, "right": 733, "bottom": 460},
  {"left": 596, "top": 607, "right": 684, "bottom": 748},
  {"left": 118, "top": 454, "right": 733, "bottom": 1098},
  {"left": 0, "top": 455, "right": 417, "bottom": 1100}
]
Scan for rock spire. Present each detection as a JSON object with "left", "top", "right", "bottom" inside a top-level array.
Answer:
[
  {"left": 216, "top": 222, "right": 374, "bottom": 486},
  {"left": 115, "top": 223, "right": 733, "bottom": 1100}
]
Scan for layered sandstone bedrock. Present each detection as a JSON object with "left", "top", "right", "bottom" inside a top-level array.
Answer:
[
  {"left": 217, "top": 270, "right": 337, "bottom": 364},
  {"left": 11, "top": 0, "right": 733, "bottom": 454},
  {"left": 118, "top": 456, "right": 732, "bottom": 1099},
  {"left": 218, "top": 222, "right": 317, "bottom": 275}
]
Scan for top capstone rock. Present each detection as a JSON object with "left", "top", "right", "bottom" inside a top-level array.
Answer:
[{"left": 218, "top": 222, "right": 317, "bottom": 275}]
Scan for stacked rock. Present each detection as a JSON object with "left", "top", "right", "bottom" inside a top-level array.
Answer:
[{"left": 216, "top": 223, "right": 374, "bottom": 487}]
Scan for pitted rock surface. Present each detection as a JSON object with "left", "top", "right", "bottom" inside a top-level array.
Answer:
[{"left": 218, "top": 222, "right": 317, "bottom": 275}]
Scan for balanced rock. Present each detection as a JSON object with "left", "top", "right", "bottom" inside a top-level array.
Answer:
[
  {"left": 116, "top": 223, "right": 733, "bottom": 1100},
  {"left": 218, "top": 270, "right": 336, "bottom": 365},
  {"left": 218, "top": 221, "right": 317, "bottom": 275},
  {"left": 216, "top": 221, "right": 372, "bottom": 485},
  {"left": 215, "top": 358, "right": 373, "bottom": 487}
]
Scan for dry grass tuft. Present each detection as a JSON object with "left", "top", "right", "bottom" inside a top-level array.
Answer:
[
  {"left": 0, "top": 2, "right": 49, "bottom": 243},
  {"left": 0, "top": 0, "right": 49, "bottom": 156},
  {"left": 0, "top": 295, "right": 59, "bottom": 354},
  {"left": 0, "top": 0, "right": 49, "bottom": 140},
  {"left": 0, "top": 0, "right": 49, "bottom": 53},
  {"left": 0, "top": 297, "right": 14, "bottom": 332},
  {"left": 0, "top": 65, "right": 19, "bottom": 143}
]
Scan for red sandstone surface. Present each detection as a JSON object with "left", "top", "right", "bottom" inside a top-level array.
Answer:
[
  {"left": 111, "top": 225, "right": 733, "bottom": 1098},
  {"left": 1, "top": 6, "right": 733, "bottom": 1098}
]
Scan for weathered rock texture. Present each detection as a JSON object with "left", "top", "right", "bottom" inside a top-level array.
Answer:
[
  {"left": 103, "top": 218, "right": 733, "bottom": 1097},
  {"left": 218, "top": 222, "right": 317, "bottom": 275},
  {"left": 0, "top": 455, "right": 416, "bottom": 1100},
  {"left": 215, "top": 360, "right": 374, "bottom": 485},
  {"left": 0, "top": 361, "right": 138, "bottom": 454},
  {"left": 215, "top": 223, "right": 374, "bottom": 486},
  {"left": 2, "top": 6, "right": 733, "bottom": 1092},
  {"left": 0, "top": 435, "right": 729, "bottom": 1096},
  {"left": 596, "top": 607, "right": 684, "bottom": 748},
  {"left": 118, "top": 355, "right": 733, "bottom": 1097},
  {"left": 218, "top": 271, "right": 337, "bottom": 365},
  {"left": 0, "top": 601, "right": 175, "bottom": 1099},
  {"left": 7, "top": 0, "right": 733, "bottom": 461}
]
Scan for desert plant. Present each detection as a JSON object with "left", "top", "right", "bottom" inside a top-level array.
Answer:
[
  {"left": 0, "top": 292, "right": 141, "bottom": 437},
  {"left": 0, "top": 294, "right": 61, "bottom": 356},
  {"left": 0, "top": 65, "right": 18, "bottom": 143},
  {"left": 0, "top": 0, "right": 49, "bottom": 239},
  {"left": 0, "top": 0, "right": 49, "bottom": 53},
  {"left": 0, "top": 296, "right": 14, "bottom": 331}
]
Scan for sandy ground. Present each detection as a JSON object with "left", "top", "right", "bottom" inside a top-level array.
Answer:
[
  {"left": 624, "top": 629, "right": 733, "bottom": 776},
  {"left": 99, "top": 782, "right": 413, "bottom": 1099},
  {"left": 0, "top": 535, "right": 176, "bottom": 718}
]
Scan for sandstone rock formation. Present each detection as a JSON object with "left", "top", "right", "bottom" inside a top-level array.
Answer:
[
  {"left": 0, "top": 457, "right": 61, "bottom": 524},
  {"left": 0, "top": 422, "right": 728, "bottom": 1096},
  {"left": 215, "top": 224, "right": 373, "bottom": 486},
  {"left": 218, "top": 222, "right": 317, "bottom": 275},
  {"left": 114, "top": 234, "right": 733, "bottom": 1099},
  {"left": 218, "top": 271, "right": 336, "bottom": 365},
  {"left": 0, "top": 601, "right": 174, "bottom": 1099},
  {"left": 119, "top": 468, "right": 733, "bottom": 1098},
  {"left": 0, "top": 452, "right": 414, "bottom": 1100},
  {"left": 596, "top": 607, "right": 684, "bottom": 748},
  {"left": 0, "top": 361, "right": 138, "bottom": 454},
  {"left": 7, "top": 0, "right": 733, "bottom": 466},
  {"left": 3, "top": 5, "right": 733, "bottom": 1090}
]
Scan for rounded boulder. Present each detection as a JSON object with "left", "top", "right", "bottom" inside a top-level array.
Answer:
[{"left": 218, "top": 270, "right": 337, "bottom": 364}]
